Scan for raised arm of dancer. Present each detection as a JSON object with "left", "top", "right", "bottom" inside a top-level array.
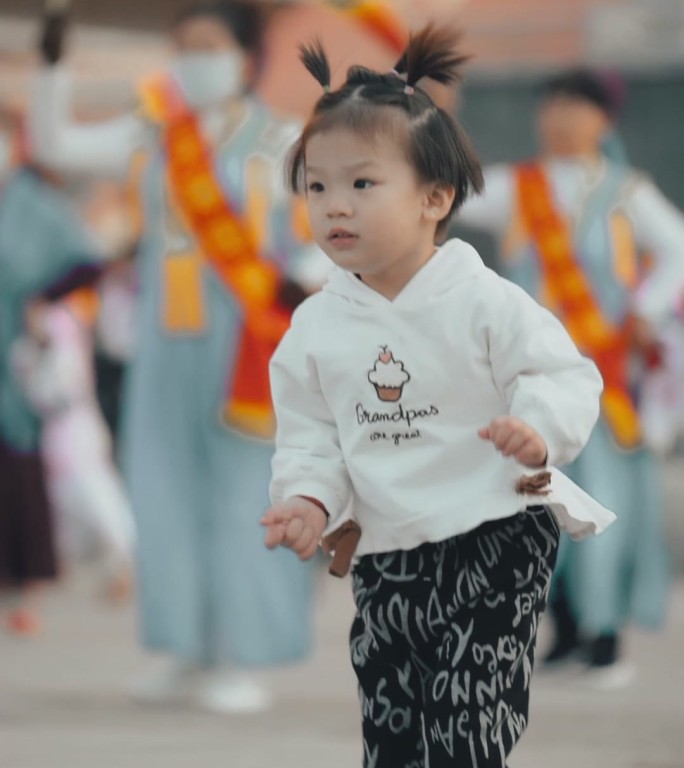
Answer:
[
  {"left": 627, "top": 176, "right": 684, "bottom": 322},
  {"left": 456, "top": 164, "right": 515, "bottom": 234},
  {"left": 29, "top": 2, "right": 144, "bottom": 176},
  {"left": 29, "top": 66, "right": 145, "bottom": 178}
]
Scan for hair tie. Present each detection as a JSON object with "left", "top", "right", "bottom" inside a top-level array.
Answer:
[
  {"left": 388, "top": 68, "right": 413, "bottom": 95},
  {"left": 323, "top": 84, "right": 331, "bottom": 93}
]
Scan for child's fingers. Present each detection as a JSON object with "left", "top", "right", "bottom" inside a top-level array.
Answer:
[
  {"left": 515, "top": 436, "right": 546, "bottom": 467},
  {"left": 486, "top": 417, "right": 508, "bottom": 440},
  {"left": 512, "top": 443, "right": 533, "bottom": 464},
  {"left": 298, "top": 538, "right": 320, "bottom": 561},
  {"left": 264, "top": 523, "right": 287, "bottom": 550},
  {"left": 260, "top": 507, "right": 291, "bottom": 527},
  {"left": 482, "top": 417, "right": 546, "bottom": 466},
  {"left": 515, "top": 449, "right": 536, "bottom": 466},
  {"left": 290, "top": 521, "right": 318, "bottom": 555},
  {"left": 499, "top": 431, "right": 527, "bottom": 456},
  {"left": 292, "top": 529, "right": 320, "bottom": 561},
  {"left": 489, "top": 422, "right": 533, "bottom": 456},
  {"left": 261, "top": 504, "right": 324, "bottom": 555},
  {"left": 488, "top": 421, "right": 514, "bottom": 450},
  {"left": 283, "top": 517, "right": 305, "bottom": 547}
]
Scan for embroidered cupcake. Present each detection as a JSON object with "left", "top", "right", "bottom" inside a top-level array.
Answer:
[{"left": 368, "top": 347, "right": 410, "bottom": 402}]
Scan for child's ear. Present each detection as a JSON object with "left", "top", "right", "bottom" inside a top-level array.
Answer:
[{"left": 423, "top": 183, "right": 456, "bottom": 224}]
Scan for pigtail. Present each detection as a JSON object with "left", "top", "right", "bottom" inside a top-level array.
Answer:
[
  {"left": 346, "top": 66, "right": 383, "bottom": 87},
  {"left": 394, "top": 25, "right": 469, "bottom": 88},
  {"left": 299, "top": 39, "right": 331, "bottom": 92}
]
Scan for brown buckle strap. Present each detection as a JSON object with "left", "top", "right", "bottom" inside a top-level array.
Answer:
[{"left": 321, "top": 520, "right": 362, "bottom": 578}]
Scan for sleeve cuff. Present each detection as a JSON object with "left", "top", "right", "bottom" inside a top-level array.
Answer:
[
  {"left": 270, "top": 480, "right": 346, "bottom": 525},
  {"left": 299, "top": 496, "right": 329, "bottom": 518}
]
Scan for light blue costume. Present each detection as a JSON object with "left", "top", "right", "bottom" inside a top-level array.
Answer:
[
  {"left": 121, "top": 102, "right": 314, "bottom": 667},
  {"left": 500, "top": 164, "right": 668, "bottom": 635},
  {"left": 459, "top": 159, "right": 678, "bottom": 637}
]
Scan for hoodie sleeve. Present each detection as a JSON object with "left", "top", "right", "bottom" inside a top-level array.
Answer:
[
  {"left": 486, "top": 278, "right": 603, "bottom": 467},
  {"left": 269, "top": 310, "right": 353, "bottom": 523}
]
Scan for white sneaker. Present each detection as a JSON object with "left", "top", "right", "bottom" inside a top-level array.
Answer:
[
  {"left": 196, "top": 672, "right": 273, "bottom": 715},
  {"left": 130, "top": 660, "right": 206, "bottom": 704},
  {"left": 581, "top": 661, "right": 637, "bottom": 691}
]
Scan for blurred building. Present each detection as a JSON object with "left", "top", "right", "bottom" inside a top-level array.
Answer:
[
  {"left": 2, "top": 0, "right": 683, "bottom": 198},
  {"left": 456, "top": 0, "right": 684, "bottom": 72},
  {"left": 3, "top": 0, "right": 684, "bottom": 113}
]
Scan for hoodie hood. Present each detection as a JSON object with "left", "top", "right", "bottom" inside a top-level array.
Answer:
[{"left": 321, "top": 238, "right": 486, "bottom": 310}]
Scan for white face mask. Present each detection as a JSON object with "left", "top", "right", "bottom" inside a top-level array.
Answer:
[{"left": 170, "top": 51, "right": 245, "bottom": 109}]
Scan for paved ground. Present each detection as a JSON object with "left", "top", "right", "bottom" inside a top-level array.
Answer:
[
  {"left": 2, "top": 571, "right": 683, "bottom": 768},
  {"left": 2, "top": 455, "right": 684, "bottom": 768}
]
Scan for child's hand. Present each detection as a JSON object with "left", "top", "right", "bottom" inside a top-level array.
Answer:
[
  {"left": 478, "top": 416, "right": 548, "bottom": 468},
  {"left": 260, "top": 497, "right": 328, "bottom": 561}
]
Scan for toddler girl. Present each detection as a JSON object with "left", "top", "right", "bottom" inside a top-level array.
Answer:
[{"left": 262, "top": 27, "right": 615, "bottom": 768}]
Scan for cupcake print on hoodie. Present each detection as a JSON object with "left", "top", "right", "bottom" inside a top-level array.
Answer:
[{"left": 368, "top": 347, "right": 410, "bottom": 402}]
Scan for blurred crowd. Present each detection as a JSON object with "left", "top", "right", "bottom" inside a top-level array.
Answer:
[{"left": 1, "top": 0, "right": 684, "bottom": 717}]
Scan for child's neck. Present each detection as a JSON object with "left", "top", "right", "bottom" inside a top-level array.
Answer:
[{"left": 360, "top": 242, "right": 438, "bottom": 301}]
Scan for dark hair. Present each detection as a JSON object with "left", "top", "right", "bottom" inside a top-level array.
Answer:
[
  {"left": 172, "top": 1, "right": 265, "bottom": 56},
  {"left": 542, "top": 68, "right": 620, "bottom": 117},
  {"left": 288, "top": 26, "right": 484, "bottom": 235}
]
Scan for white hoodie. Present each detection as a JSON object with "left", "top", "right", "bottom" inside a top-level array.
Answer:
[{"left": 270, "top": 239, "right": 615, "bottom": 556}]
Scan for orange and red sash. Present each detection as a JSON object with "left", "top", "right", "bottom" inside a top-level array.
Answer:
[
  {"left": 515, "top": 163, "right": 641, "bottom": 449},
  {"left": 340, "top": 0, "right": 407, "bottom": 54},
  {"left": 140, "top": 75, "right": 290, "bottom": 439}
]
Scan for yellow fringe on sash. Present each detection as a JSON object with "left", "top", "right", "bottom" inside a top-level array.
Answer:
[
  {"left": 609, "top": 212, "right": 638, "bottom": 289},
  {"left": 602, "top": 388, "right": 642, "bottom": 449},
  {"left": 222, "top": 401, "right": 276, "bottom": 441},
  {"left": 162, "top": 252, "right": 206, "bottom": 333}
]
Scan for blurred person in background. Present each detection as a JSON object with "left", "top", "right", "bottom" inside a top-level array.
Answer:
[
  {"left": 597, "top": 71, "right": 629, "bottom": 167},
  {"left": 82, "top": 182, "right": 139, "bottom": 448},
  {"left": 29, "top": 0, "right": 327, "bottom": 713},
  {"left": 11, "top": 291, "right": 136, "bottom": 604},
  {"left": 0, "top": 126, "right": 13, "bottom": 180},
  {"left": 0, "top": 153, "right": 105, "bottom": 636},
  {"left": 457, "top": 69, "right": 684, "bottom": 687},
  {"left": 0, "top": 106, "right": 24, "bottom": 179},
  {"left": 93, "top": 251, "right": 137, "bottom": 447}
]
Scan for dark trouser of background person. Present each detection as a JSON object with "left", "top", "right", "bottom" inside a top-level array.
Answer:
[{"left": 94, "top": 350, "right": 126, "bottom": 447}]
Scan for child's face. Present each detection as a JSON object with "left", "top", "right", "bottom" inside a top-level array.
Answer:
[{"left": 304, "top": 128, "right": 452, "bottom": 297}]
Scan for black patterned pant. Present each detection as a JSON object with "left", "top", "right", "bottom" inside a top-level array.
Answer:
[{"left": 350, "top": 508, "right": 560, "bottom": 768}]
